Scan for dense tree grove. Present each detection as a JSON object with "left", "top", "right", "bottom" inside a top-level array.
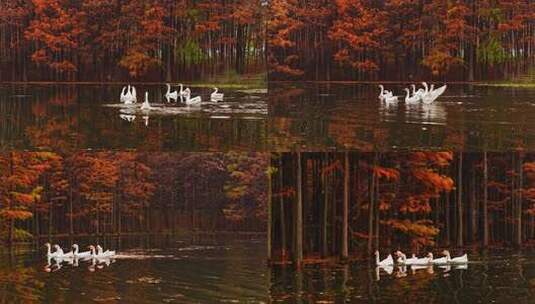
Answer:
[
  {"left": 0, "top": 152, "right": 267, "bottom": 244},
  {"left": 268, "top": 0, "right": 535, "bottom": 81},
  {"left": 269, "top": 152, "right": 535, "bottom": 265},
  {"left": 0, "top": 0, "right": 266, "bottom": 81}
]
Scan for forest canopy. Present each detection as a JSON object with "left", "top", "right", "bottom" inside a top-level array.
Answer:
[
  {"left": 0, "top": 0, "right": 267, "bottom": 82},
  {"left": 268, "top": 0, "right": 535, "bottom": 81}
]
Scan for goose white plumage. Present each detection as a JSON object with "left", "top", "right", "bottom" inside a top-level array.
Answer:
[
  {"left": 131, "top": 86, "right": 137, "bottom": 103},
  {"left": 179, "top": 83, "right": 191, "bottom": 98},
  {"left": 210, "top": 87, "right": 224, "bottom": 102},
  {"left": 375, "top": 250, "right": 394, "bottom": 266},
  {"left": 72, "top": 244, "right": 92, "bottom": 259},
  {"left": 141, "top": 92, "right": 151, "bottom": 110},
  {"left": 120, "top": 86, "right": 128, "bottom": 103},
  {"left": 184, "top": 94, "right": 202, "bottom": 105},
  {"left": 421, "top": 82, "right": 447, "bottom": 104},
  {"left": 45, "top": 243, "right": 60, "bottom": 258},
  {"left": 395, "top": 251, "right": 419, "bottom": 265},
  {"left": 404, "top": 88, "right": 420, "bottom": 104},
  {"left": 442, "top": 250, "right": 468, "bottom": 264},
  {"left": 96, "top": 244, "right": 116, "bottom": 257},
  {"left": 165, "top": 83, "right": 178, "bottom": 101},
  {"left": 428, "top": 252, "right": 448, "bottom": 264},
  {"left": 53, "top": 244, "right": 74, "bottom": 259}
]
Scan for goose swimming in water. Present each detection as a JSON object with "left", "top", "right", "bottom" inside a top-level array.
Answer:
[
  {"left": 165, "top": 83, "right": 178, "bottom": 101},
  {"left": 178, "top": 83, "right": 191, "bottom": 98},
  {"left": 442, "top": 250, "right": 468, "bottom": 264},
  {"left": 375, "top": 250, "right": 394, "bottom": 266},
  {"left": 421, "top": 82, "right": 447, "bottom": 104},
  {"left": 141, "top": 92, "right": 152, "bottom": 110},
  {"left": 404, "top": 88, "right": 420, "bottom": 104},
  {"left": 184, "top": 94, "right": 202, "bottom": 105},
  {"left": 72, "top": 244, "right": 92, "bottom": 259},
  {"left": 210, "top": 87, "right": 224, "bottom": 102}
]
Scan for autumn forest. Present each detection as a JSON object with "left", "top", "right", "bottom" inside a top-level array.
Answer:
[
  {"left": 269, "top": 152, "right": 535, "bottom": 265},
  {"left": 0, "top": 152, "right": 267, "bottom": 245},
  {"left": 269, "top": 0, "right": 535, "bottom": 81},
  {"left": 0, "top": 0, "right": 267, "bottom": 81}
]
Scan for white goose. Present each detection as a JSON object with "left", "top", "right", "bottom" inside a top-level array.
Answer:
[
  {"left": 395, "top": 251, "right": 419, "bottom": 265},
  {"left": 165, "top": 83, "right": 178, "bottom": 101},
  {"left": 45, "top": 243, "right": 60, "bottom": 258},
  {"left": 53, "top": 244, "right": 74, "bottom": 259},
  {"left": 421, "top": 82, "right": 447, "bottom": 104},
  {"left": 442, "top": 250, "right": 468, "bottom": 264},
  {"left": 88, "top": 245, "right": 116, "bottom": 258},
  {"left": 411, "top": 84, "right": 425, "bottom": 99},
  {"left": 375, "top": 250, "right": 394, "bottom": 266},
  {"left": 72, "top": 244, "right": 92, "bottom": 259},
  {"left": 378, "top": 85, "right": 390, "bottom": 101},
  {"left": 141, "top": 92, "right": 152, "bottom": 110},
  {"left": 210, "top": 87, "right": 224, "bottom": 102},
  {"left": 131, "top": 86, "right": 137, "bottom": 103},
  {"left": 428, "top": 252, "right": 448, "bottom": 264},
  {"left": 404, "top": 88, "right": 420, "bottom": 104},
  {"left": 179, "top": 83, "right": 191, "bottom": 98},
  {"left": 184, "top": 94, "right": 202, "bottom": 106},
  {"left": 96, "top": 244, "right": 116, "bottom": 258},
  {"left": 120, "top": 86, "right": 128, "bottom": 103}
]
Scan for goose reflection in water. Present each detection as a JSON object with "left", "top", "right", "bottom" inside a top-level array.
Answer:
[{"left": 120, "top": 114, "right": 136, "bottom": 122}]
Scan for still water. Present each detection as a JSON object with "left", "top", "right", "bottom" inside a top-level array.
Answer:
[
  {"left": 3, "top": 239, "right": 535, "bottom": 303},
  {"left": 0, "top": 236, "right": 268, "bottom": 303},
  {"left": 0, "top": 84, "right": 267, "bottom": 151},
  {"left": 270, "top": 249, "right": 535, "bottom": 303},
  {"left": 269, "top": 83, "right": 535, "bottom": 151}
]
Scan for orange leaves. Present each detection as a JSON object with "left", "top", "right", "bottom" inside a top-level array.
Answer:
[
  {"left": 373, "top": 166, "right": 400, "bottom": 181},
  {"left": 411, "top": 168, "right": 454, "bottom": 193}
]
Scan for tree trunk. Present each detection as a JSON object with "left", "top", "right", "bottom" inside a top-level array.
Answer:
[
  {"left": 483, "top": 151, "right": 489, "bottom": 246},
  {"left": 342, "top": 152, "right": 349, "bottom": 260},
  {"left": 295, "top": 152, "right": 303, "bottom": 268}
]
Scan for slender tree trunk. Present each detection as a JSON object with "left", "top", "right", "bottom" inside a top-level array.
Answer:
[
  {"left": 483, "top": 151, "right": 489, "bottom": 246},
  {"left": 342, "top": 152, "right": 349, "bottom": 260},
  {"left": 295, "top": 152, "right": 303, "bottom": 268},
  {"left": 267, "top": 158, "right": 273, "bottom": 262},
  {"left": 457, "top": 152, "right": 463, "bottom": 247}
]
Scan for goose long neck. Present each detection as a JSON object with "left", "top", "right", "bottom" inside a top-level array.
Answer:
[
  {"left": 422, "top": 82, "right": 428, "bottom": 93},
  {"left": 405, "top": 89, "right": 410, "bottom": 98},
  {"left": 379, "top": 85, "right": 384, "bottom": 95},
  {"left": 46, "top": 244, "right": 51, "bottom": 255},
  {"left": 166, "top": 84, "right": 170, "bottom": 94},
  {"left": 411, "top": 84, "right": 416, "bottom": 94},
  {"left": 375, "top": 252, "right": 380, "bottom": 265}
]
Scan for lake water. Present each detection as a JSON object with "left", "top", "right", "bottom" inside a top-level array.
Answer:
[
  {"left": 269, "top": 83, "right": 535, "bottom": 151},
  {"left": 269, "top": 249, "right": 535, "bottom": 303},
  {"left": 0, "top": 236, "right": 268, "bottom": 303},
  {"left": 3, "top": 239, "right": 535, "bottom": 302},
  {"left": 0, "top": 84, "right": 267, "bottom": 151}
]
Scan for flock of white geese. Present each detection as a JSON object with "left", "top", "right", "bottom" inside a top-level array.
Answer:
[
  {"left": 379, "top": 82, "right": 447, "bottom": 104},
  {"left": 45, "top": 242, "right": 115, "bottom": 263},
  {"left": 376, "top": 250, "right": 468, "bottom": 268},
  {"left": 119, "top": 83, "right": 224, "bottom": 110}
]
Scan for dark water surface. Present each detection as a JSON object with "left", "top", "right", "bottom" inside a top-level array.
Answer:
[
  {"left": 269, "top": 83, "right": 535, "bottom": 151},
  {"left": 3, "top": 238, "right": 535, "bottom": 303},
  {"left": 270, "top": 250, "right": 535, "bottom": 303},
  {"left": 0, "top": 236, "right": 268, "bottom": 303},
  {"left": 0, "top": 84, "right": 267, "bottom": 151}
]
